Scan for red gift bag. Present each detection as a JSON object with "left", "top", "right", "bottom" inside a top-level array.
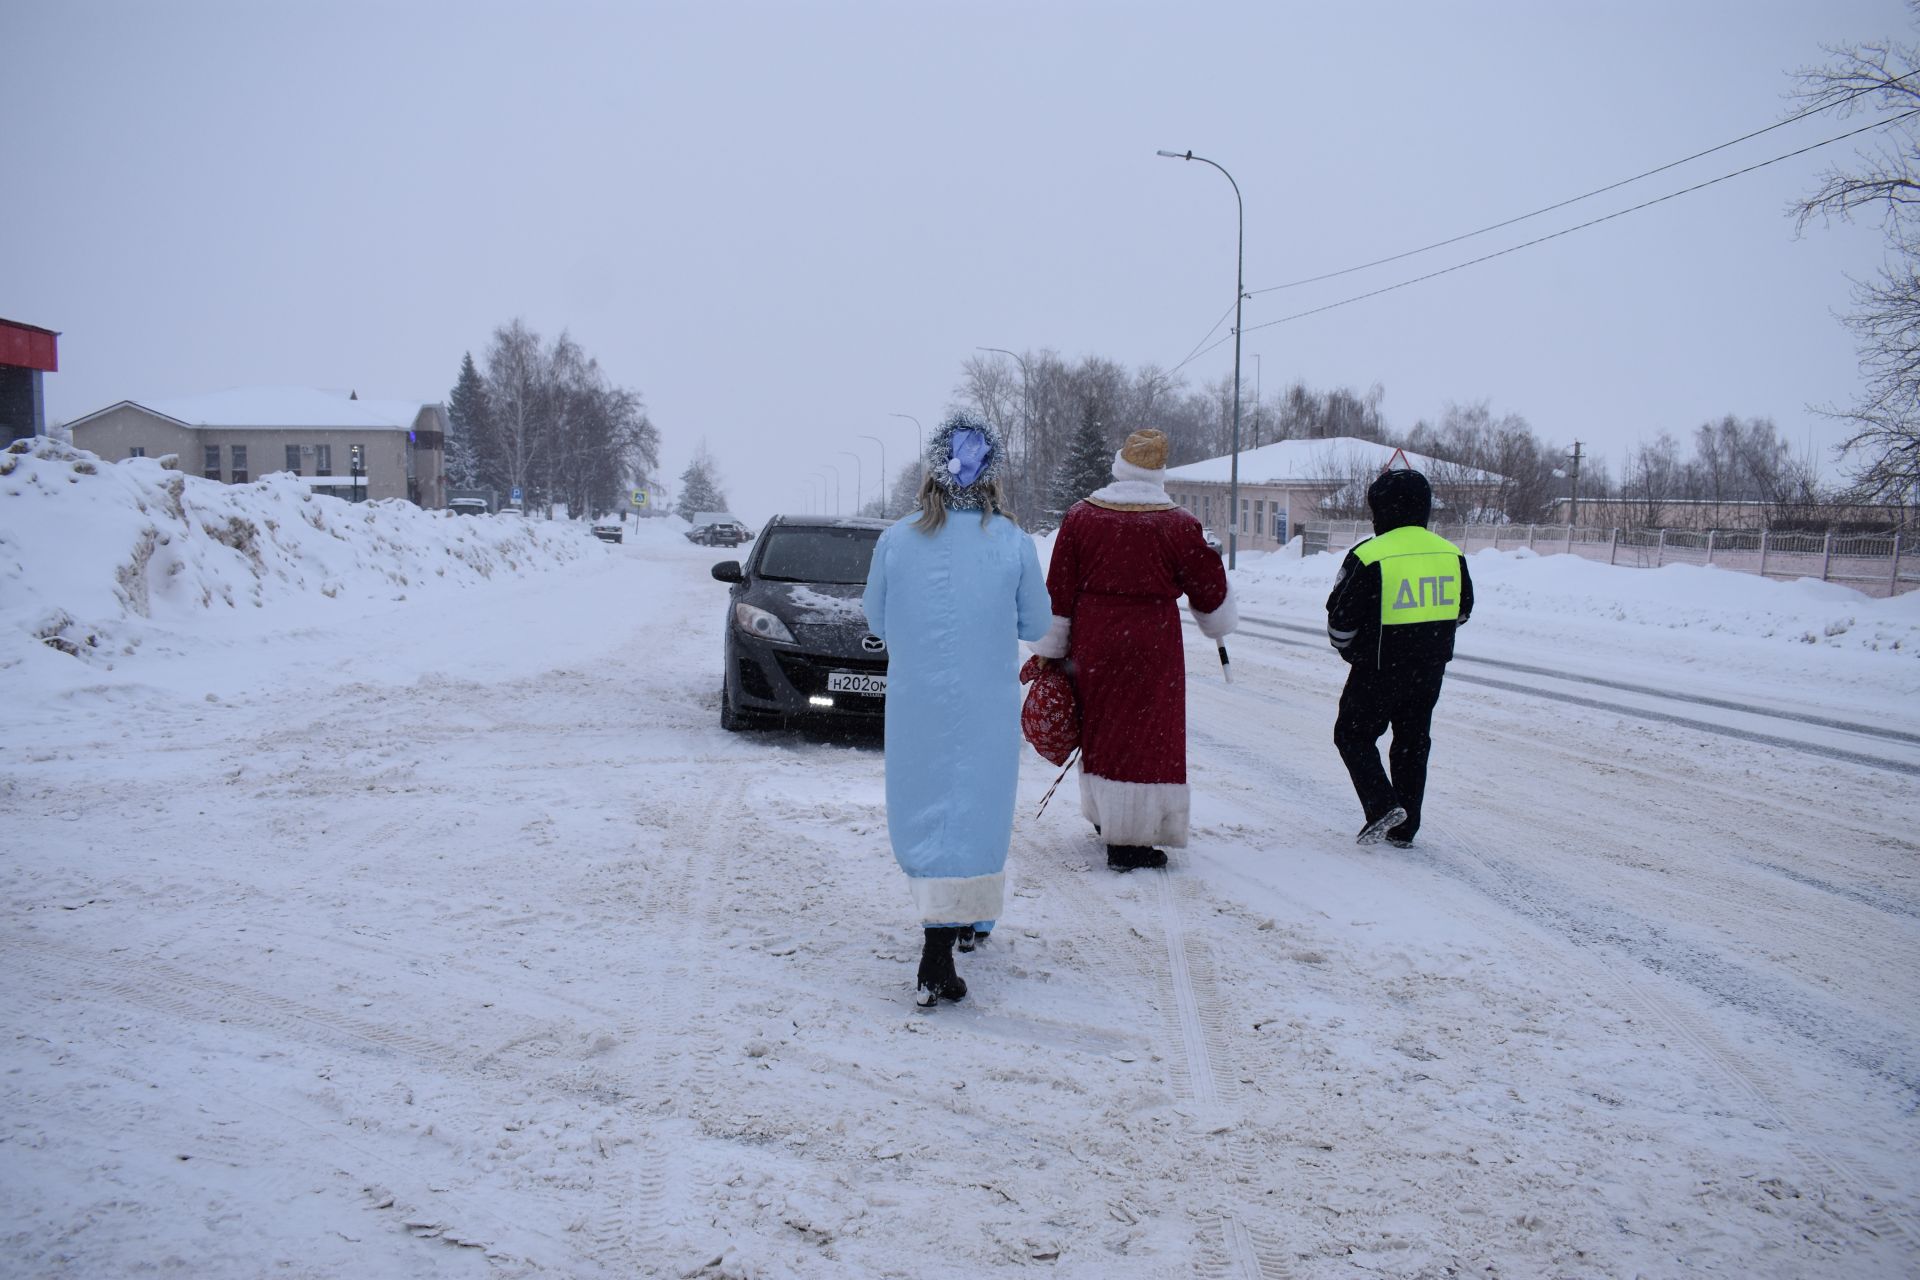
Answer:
[{"left": 1019, "top": 655, "right": 1079, "bottom": 766}]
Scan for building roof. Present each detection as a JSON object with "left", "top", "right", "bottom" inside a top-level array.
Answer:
[
  {"left": 67, "top": 386, "right": 438, "bottom": 433},
  {"left": 0, "top": 318, "right": 60, "bottom": 372},
  {"left": 1163, "top": 436, "right": 1505, "bottom": 487}
]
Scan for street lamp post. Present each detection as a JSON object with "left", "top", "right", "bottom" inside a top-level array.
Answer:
[
  {"left": 857, "top": 433, "right": 887, "bottom": 517},
  {"left": 812, "top": 468, "right": 840, "bottom": 515},
  {"left": 889, "top": 413, "right": 922, "bottom": 459},
  {"left": 837, "top": 449, "right": 864, "bottom": 516},
  {"left": 1157, "top": 148, "right": 1245, "bottom": 569},
  {"left": 976, "top": 346, "right": 1032, "bottom": 507}
]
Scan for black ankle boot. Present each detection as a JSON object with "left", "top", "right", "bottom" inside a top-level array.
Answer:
[
  {"left": 915, "top": 927, "right": 967, "bottom": 1006},
  {"left": 1106, "top": 844, "right": 1168, "bottom": 871}
]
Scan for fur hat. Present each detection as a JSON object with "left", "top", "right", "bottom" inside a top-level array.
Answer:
[
  {"left": 1118, "top": 428, "right": 1169, "bottom": 472},
  {"left": 925, "top": 412, "right": 1005, "bottom": 510}
]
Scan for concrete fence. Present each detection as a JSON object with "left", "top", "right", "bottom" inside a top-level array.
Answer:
[{"left": 1303, "top": 521, "right": 1918, "bottom": 598}]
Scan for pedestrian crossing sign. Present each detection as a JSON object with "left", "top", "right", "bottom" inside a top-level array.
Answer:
[{"left": 630, "top": 489, "right": 648, "bottom": 508}]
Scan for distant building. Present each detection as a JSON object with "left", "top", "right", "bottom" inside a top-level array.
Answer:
[
  {"left": 66, "top": 386, "right": 448, "bottom": 508},
  {"left": 1, "top": 318, "right": 60, "bottom": 443},
  {"left": 1163, "top": 437, "right": 1506, "bottom": 552}
]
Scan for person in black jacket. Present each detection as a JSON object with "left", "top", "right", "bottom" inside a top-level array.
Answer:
[{"left": 1325, "top": 469, "right": 1474, "bottom": 846}]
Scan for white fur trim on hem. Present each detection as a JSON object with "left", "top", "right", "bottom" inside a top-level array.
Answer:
[
  {"left": 1079, "top": 773, "right": 1190, "bottom": 848},
  {"left": 1190, "top": 588, "right": 1238, "bottom": 639},
  {"left": 908, "top": 872, "right": 1006, "bottom": 926},
  {"left": 1030, "top": 614, "right": 1072, "bottom": 659}
]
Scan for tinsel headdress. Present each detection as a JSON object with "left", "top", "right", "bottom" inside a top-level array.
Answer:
[{"left": 925, "top": 412, "right": 1005, "bottom": 511}]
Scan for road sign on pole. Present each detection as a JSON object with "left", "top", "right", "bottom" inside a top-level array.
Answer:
[{"left": 630, "top": 488, "right": 648, "bottom": 507}]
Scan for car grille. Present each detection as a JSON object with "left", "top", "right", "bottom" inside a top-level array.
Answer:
[{"left": 774, "top": 652, "right": 886, "bottom": 701}]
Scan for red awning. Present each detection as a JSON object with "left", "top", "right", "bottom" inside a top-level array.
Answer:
[{"left": 0, "top": 319, "right": 59, "bottom": 373}]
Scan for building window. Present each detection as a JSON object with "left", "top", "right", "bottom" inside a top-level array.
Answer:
[
  {"left": 204, "top": 445, "right": 220, "bottom": 481},
  {"left": 314, "top": 443, "right": 332, "bottom": 475},
  {"left": 1274, "top": 509, "right": 1288, "bottom": 542},
  {"left": 128, "top": 447, "right": 145, "bottom": 459},
  {"left": 285, "top": 445, "right": 302, "bottom": 476},
  {"left": 230, "top": 445, "right": 248, "bottom": 484},
  {"left": 1240, "top": 498, "right": 1249, "bottom": 533},
  {"left": 1254, "top": 499, "right": 1264, "bottom": 538}
]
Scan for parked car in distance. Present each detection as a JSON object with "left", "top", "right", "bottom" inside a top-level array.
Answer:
[
  {"left": 712, "top": 515, "right": 891, "bottom": 731},
  {"left": 686, "top": 511, "right": 751, "bottom": 547},
  {"left": 449, "top": 496, "right": 489, "bottom": 517},
  {"left": 591, "top": 517, "right": 624, "bottom": 544}
]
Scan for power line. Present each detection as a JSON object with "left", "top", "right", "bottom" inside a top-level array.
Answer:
[
  {"left": 1165, "top": 107, "right": 1917, "bottom": 374},
  {"left": 1172, "top": 297, "right": 1238, "bottom": 371},
  {"left": 1247, "top": 69, "right": 1920, "bottom": 298}
]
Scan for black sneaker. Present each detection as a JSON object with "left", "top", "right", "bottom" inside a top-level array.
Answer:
[
  {"left": 956, "top": 926, "right": 977, "bottom": 952},
  {"left": 1384, "top": 822, "right": 1415, "bottom": 849},
  {"left": 1106, "top": 844, "right": 1169, "bottom": 872},
  {"left": 1356, "top": 806, "right": 1409, "bottom": 846}
]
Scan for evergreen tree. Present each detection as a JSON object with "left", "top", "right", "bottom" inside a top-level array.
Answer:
[
  {"left": 1047, "top": 399, "right": 1113, "bottom": 517},
  {"left": 675, "top": 444, "right": 727, "bottom": 520},
  {"left": 445, "top": 351, "right": 488, "bottom": 490}
]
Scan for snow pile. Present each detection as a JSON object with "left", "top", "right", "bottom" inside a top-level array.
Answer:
[{"left": 0, "top": 437, "right": 600, "bottom": 670}]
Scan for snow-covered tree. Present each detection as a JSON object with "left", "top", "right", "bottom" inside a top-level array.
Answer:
[
  {"left": 676, "top": 445, "right": 727, "bottom": 520},
  {"left": 1046, "top": 399, "right": 1113, "bottom": 518},
  {"left": 445, "top": 351, "right": 487, "bottom": 490}
]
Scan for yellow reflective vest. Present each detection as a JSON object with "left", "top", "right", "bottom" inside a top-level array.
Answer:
[{"left": 1352, "top": 525, "right": 1464, "bottom": 626}]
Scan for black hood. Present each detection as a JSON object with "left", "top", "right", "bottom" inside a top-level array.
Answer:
[{"left": 1368, "top": 469, "right": 1431, "bottom": 534}]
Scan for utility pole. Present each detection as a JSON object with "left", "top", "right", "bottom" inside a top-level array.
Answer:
[{"left": 1567, "top": 440, "right": 1583, "bottom": 527}]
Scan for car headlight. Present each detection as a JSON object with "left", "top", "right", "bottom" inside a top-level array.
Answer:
[{"left": 734, "top": 602, "right": 796, "bottom": 644}]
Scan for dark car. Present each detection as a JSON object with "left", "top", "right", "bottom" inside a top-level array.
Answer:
[
  {"left": 712, "top": 515, "right": 891, "bottom": 731},
  {"left": 687, "top": 512, "right": 751, "bottom": 547}
]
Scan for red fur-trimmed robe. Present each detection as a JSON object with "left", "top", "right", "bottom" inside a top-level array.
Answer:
[{"left": 1033, "top": 498, "right": 1234, "bottom": 847}]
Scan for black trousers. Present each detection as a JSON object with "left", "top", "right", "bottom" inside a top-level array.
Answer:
[{"left": 1334, "top": 661, "right": 1447, "bottom": 835}]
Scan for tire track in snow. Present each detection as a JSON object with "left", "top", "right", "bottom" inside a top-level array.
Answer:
[
  {"left": 1184, "top": 675, "right": 1917, "bottom": 1271},
  {"left": 1425, "top": 823, "right": 1920, "bottom": 1257},
  {"left": 1014, "top": 826, "right": 1294, "bottom": 1279}
]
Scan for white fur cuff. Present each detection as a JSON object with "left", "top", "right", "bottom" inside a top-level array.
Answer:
[
  {"left": 1190, "top": 589, "right": 1238, "bottom": 639},
  {"left": 1030, "top": 614, "right": 1072, "bottom": 659},
  {"left": 908, "top": 872, "right": 1006, "bottom": 926}
]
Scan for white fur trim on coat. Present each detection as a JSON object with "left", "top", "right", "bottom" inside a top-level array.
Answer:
[
  {"left": 1030, "top": 613, "right": 1072, "bottom": 659},
  {"left": 1189, "top": 587, "right": 1238, "bottom": 639},
  {"left": 1079, "top": 773, "right": 1190, "bottom": 848},
  {"left": 1087, "top": 456, "right": 1174, "bottom": 509},
  {"left": 908, "top": 871, "right": 1006, "bottom": 926}
]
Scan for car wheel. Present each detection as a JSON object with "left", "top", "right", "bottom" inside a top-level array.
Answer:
[{"left": 720, "top": 678, "right": 766, "bottom": 732}]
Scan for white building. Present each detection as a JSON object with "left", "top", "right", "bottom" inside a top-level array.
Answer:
[
  {"left": 67, "top": 386, "right": 448, "bottom": 508},
  {"left": 1163, "top": 436, "right": 1505, "bottom": 552}
]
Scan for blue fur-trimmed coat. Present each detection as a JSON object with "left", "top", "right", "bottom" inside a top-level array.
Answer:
[{"left": 863, "top": 510, "right": 1051, "bottom": 927}]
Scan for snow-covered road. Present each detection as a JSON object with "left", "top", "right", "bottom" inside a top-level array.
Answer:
[{"left": 3, "top": 519, "right": 1916, "bottom": 1278}]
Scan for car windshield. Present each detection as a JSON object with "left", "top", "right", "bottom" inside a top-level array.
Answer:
[{"left": 756, "top": 527, "right": 880, "bottom": 584}]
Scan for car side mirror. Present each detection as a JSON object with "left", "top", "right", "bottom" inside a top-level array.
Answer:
[{"left": 711, "top": 561, "right": 744, "bottom": 584}]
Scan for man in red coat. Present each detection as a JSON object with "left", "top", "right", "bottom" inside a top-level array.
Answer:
[{"left": 1031, "top": 429, "right": 1235, "bottom": 871}]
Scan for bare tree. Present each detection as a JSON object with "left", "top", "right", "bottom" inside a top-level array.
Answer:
[
  {"left": 1790, "top": 11, "right": 1920, "bottom": 503},
  {"left": 1622, "top": 432, "right": 1684, "bottom": 529}
]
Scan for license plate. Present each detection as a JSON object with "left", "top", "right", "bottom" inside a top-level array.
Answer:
[{"left": 827, "top": 671, "right": 886, "bottom": 696}]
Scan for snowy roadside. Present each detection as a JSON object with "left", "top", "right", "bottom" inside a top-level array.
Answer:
[{"left": 1, "top": 487, "right": 1916, "bottom": 1278}]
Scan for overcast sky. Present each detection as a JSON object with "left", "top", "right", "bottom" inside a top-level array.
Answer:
[{"left": 5, "top": 0, "right": 1909, "bottom": 520}]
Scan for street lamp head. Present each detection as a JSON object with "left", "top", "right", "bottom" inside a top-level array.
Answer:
[{"left": 1156, "top": 149, "right": 1192, "bottom": 160}]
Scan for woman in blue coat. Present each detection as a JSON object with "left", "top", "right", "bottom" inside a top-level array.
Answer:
[{"left": 863, "top": 415, "right": 1052, "bottom": 1007}]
